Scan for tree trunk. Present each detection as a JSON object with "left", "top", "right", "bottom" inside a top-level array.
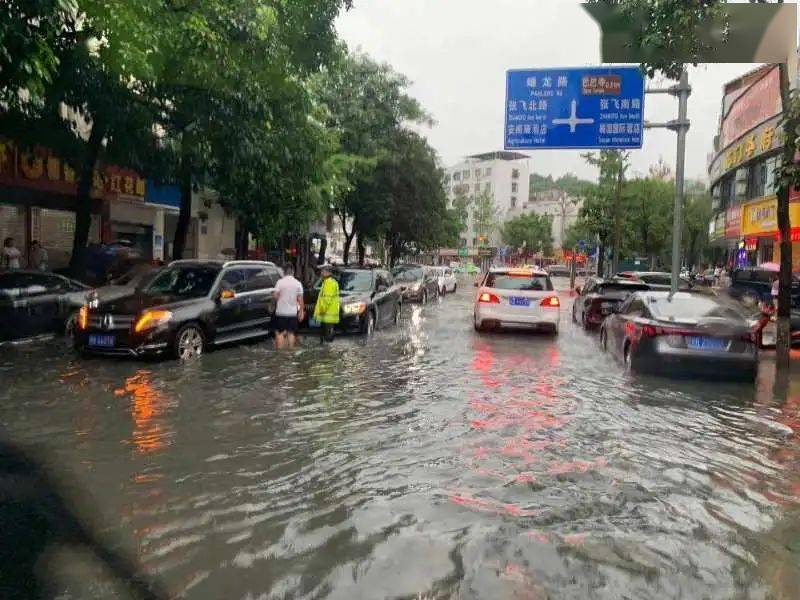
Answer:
[
  {"left": 235, "top": 219, "right": 249, "bottom": 259},
  {"left": 317, "top": 237, "right": 327, "bottom": 266},
  {"left": 69, "top": 119, "right": 106, "bottom": 277},
  {"left": 596, "top": 241, "right": 605, "bottom": 277},
  {"left": 776, "top": 62, "right": 794, "bottom": 369},
  {"left": 357, "top": 238, "right": 365, "bottom": 266},
  {"left": 339, "top": 213, "right": 354, "bottom": 265},
  {"left": 172, "top": 139, "right": 192, "bottom": 260}
]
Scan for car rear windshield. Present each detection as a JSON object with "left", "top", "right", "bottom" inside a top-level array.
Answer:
[
  {"left": 144, "top": 266, "right": 219, "bottom": 298},
  {"left": 392, "top": 267, "right": 424, "bottom": 282},
  {"left": 648, "top": 296, "right": 746, "bottom": 321},
  {"left": 485, "top": 273, "right": 553, "bottom": 291},
  {"left": 314, "top": 270, "right": 373, "bottom": 292},
  {"left": 638, "top": 274, "right": 671, "bottom": 285},
  {"left": 598, "top": 283, "right": 648, "bottom": 294}
]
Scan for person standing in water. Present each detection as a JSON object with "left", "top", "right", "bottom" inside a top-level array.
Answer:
[
  {"left": 313, "top": 265, "right": 340, "bottom": 343},
  {"left": 272, "top": 263, "right": 304, "bottom": 349}
]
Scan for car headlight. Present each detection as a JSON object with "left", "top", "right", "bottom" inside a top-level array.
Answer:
[
  {"left": 411, "top": 283, "right": 422, "bottom": 292},
  {"left": 78, "top": 305, "right": 89, "bottom": 330},
  {"left": 343, "top": 302, "right": 367, "bottom": 315},
  {"left": 134, "top": 310, "right": 173, "bottom": 333}
]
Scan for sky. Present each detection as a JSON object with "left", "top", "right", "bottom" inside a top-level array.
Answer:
[{"left": 335, "top": 0, "right": 768, "bottom": 184}]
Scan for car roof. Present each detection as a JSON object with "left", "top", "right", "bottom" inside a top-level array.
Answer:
[{"left": 489, "top": 267, "right": 548, "bottom": 276}]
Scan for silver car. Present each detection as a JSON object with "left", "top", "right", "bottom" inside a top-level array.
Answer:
[{"left": 600, "top": 291, "right": 758, "bottom": 381}]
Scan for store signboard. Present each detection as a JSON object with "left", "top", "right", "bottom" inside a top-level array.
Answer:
[
  {"left": 720, "top": 66, "right": 781, "bottom": 149},
  {"left": 711, "top": 212, "right": 726, "bottom": 240},
  {"left": 742, "top": 195, "right": 777, "bottom": 235},
  {"left": 726, "top": 206, "right": 742, "bottom": 237},
  {"left": 0, "top": 138, "right": 145, "bottom": 201}
]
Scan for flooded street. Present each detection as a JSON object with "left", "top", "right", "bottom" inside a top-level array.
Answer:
[{"left": 2, "top": 278, "right": 800, "bottom": 599}]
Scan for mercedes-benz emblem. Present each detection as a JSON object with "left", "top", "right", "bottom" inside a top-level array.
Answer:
[{"left": 102, "top": 314, "right": 114, "bottom": 330}]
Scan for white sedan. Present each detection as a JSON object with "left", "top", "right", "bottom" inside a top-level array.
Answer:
[
  {"left": 473, "top": 267, "right": 560, "bottom": 334},
  {"left": 432, "top": 266, "right": 458, "bottom": 295}
]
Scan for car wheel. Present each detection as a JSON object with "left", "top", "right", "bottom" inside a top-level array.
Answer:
[
  {"left": 474, "top": 314, "right": 483, "bottom": 332},
  {"left": 571, "top": 306, "right": 577, "bottom": 323},
  {"left": 623, "top": 343, "right": 633, "bottom": 372},
  {"left": 551, "top": 323, "right": 559, "bottom": 336},
  {"left": 394, "top": 303, "right": 401, "bottom": 326},
  {"left": 453, "top": 283, "right": 457, "bottom": 293},
  {"left": 422, "top": 290, "right": 428, "bottom": 305},
  {"left": 174, "top": 324, "right": 205, "bottom": 360},
  {"left": 600, "top": 327, "right": 608, "bottom": 350},
  {"left": 64, "top": 313, "right": 77, "bottom": 340},
  {"left": 581, "top": 312, "right": 587, "bottom": 329}
]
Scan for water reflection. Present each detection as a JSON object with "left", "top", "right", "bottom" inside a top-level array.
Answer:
[{"left": 115, "top": 370, "right": 172, "bottom": 455}]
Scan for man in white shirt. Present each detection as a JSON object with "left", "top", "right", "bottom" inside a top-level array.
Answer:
[{"left": 272, "top": 263, "right": 304, "bottom": 349}]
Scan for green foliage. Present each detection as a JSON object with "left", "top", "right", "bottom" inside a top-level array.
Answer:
[
  {"left": 530, "top": 172, "right": 593, "bottom": 197},
  {"left": 502, "top": 213, "right": 553, "bottom": 255},
  {"left": 563, "top": 220, "right": 594, "bottom": 252},
  {"left": 622, "top": 178, "right": 674, "bottom": 264},
  {"left": 683, "top": 194, "right": 713, "bottom": 267},
  {"left": 472, "top": 188, "right": 499, "bottom": 244}
]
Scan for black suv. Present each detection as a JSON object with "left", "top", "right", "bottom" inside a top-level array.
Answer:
[
  {"left": 304, "top": 267, "right": 402, "bottom": 335},
  {"left": 391, "top": 264, "right": 439, "bottom": 304},
  {"left": 729, "top": 267, "right": 800, "bottom": 308},
  {"left": 74, "top": 260, "right": 281, "bottom": 359}
]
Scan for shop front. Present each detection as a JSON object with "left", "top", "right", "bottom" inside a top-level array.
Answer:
[{"left": 0, "top": 138, "right": 146, "bottom": 270}]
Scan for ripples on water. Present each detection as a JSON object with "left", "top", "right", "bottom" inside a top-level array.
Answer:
[{"left": 1, "top": 284, "right": 800, "bottom": 599}]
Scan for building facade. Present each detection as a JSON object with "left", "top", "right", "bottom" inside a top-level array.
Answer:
[
  {"left": 707, "top": 65, "right": 800, "bottom": 270},
  {"left": 0, "top": 137, "right": 235, "bottom": 269},
  {"left": 444, "top": 151, "right": 531, "bottom": 248}
]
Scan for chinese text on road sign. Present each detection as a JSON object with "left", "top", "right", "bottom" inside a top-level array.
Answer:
[{"left": 505, "top": 67, "right": 645, "bottom": 150}]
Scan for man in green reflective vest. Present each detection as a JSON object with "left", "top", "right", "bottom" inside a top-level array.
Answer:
[{"left": 314, "top": 265, "right": 340, "bottom": 343}]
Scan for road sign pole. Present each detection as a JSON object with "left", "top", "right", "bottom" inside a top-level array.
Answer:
[{"left": 644, "top": 69, "right": 691, "bottom": 296}]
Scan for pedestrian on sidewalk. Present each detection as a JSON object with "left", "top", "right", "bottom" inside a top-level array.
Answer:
[
  {"left": 313, "top": 265, "right": 340, "bottom": 343},
  {"left": 28, "top": 240, "right": 48, "bottom": 271},
  {"left": 272, "top": 263, "right": 304, "bottom": 349},
  {"left": 2, "top": 237, "right": 21, "bottom": 269}
]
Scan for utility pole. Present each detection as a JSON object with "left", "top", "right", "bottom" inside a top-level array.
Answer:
[
  {"left": 611, "top": 158, "right": 623, "bottom": 275},
  {"left": 644, "top": 69, "right": 691, "bottom": 296}
]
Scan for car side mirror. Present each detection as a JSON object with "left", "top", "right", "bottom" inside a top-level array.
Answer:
[
  {"left": 376, "top": 284, "right": 387, "bottom": 293},
  {"left": 219, "top": 288, "right": 235, "bottom": 301},
  {"left": 575, "top": 286, "right": 582, "bottom": 295}
]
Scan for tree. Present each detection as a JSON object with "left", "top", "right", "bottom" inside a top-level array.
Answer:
[
  {"left": 582, "top": 150, "right": 629, "bottom": 274},
  {"left": 311, "top": 50, "right": 429, "bottom": 264},
  {"left": 472, "top": 188, "right": 499, "bottom": 246},
  {"left": 576, "top": 184, "right": 614, "bottom": 276},
  {"left": 623, "top": 178, "right": 674, "bottom": 268},
  {"left": 683, "top": 194, "right": 713, "bottom": 268},
  {"left": 502, "top": 213, "right": 553, "bottom": 256}
]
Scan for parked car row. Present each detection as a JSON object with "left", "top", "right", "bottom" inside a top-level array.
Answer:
[{"left": 2, "top": 260, "right": 460, "bottom": 360}]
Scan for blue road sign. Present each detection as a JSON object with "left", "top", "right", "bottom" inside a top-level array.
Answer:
[
  {"left": 578, "top": 239, "right": 587, "bottom": 250},
  {"left": 505, "top": 67, "right": 644, "bottom": 150}
]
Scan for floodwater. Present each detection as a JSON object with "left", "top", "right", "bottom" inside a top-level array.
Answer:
[{"left": 1, "top": 278, "right": 800, "bottom": 599}]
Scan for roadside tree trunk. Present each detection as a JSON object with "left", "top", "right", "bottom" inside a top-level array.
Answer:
[
  {"left": 776, "top": 62, "right": 795, "bottom": 369},
  {"left": 317, "top": 237, "right": 327, "bottom": 265},
  {"left": 235, "top": 219, "right": 249, "bottom": 259},
  {"left": 357, "top": 238, "right": 366, "bottom": 266},
  {"left": 340, "top": 214, "right": 354, "bottom": 265},
  {"left": 172, "top": 139, "right": 192, "bottom": 260},
  {"left": 69, "top": 119, "right": 106, "bottom": 277},
  {"left": 596, "top": 240, "right": 605, "bottom": 277}
]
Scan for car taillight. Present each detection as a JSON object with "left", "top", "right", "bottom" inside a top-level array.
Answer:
[
  {"left": 78, "top": 305, "right": 88, "bottom": 330},
  {"left": 642, "top": 324, "right": 660, "bottom": 338},
  {"left": 540, "top": 296, "right": 560, "bottom": 307},
  {"left": 479, "top": 292, "right": 500, "bottom": 303}
]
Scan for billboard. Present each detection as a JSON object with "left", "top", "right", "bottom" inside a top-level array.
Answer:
[{"left": 719, "top": 66, "right": 781, "bottom": 149}]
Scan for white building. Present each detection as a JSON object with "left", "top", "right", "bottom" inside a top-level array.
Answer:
[
  {"left": 507, "top": 189, "right": 583, "bottom": 251},
  {"left": 444, "top": 151, "right": 531, "bottom": 248}
]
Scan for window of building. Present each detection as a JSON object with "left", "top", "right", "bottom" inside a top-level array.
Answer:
[
  {"left": 462, "top": 170, "right": 470, "bottom": 179},
  {"left": 510, "top": 197, "right": 517, "bottom": 208},
  {"left": 734, "top": 167, "right": 748, "bottom": 203},
  {"left": 711, "top": 183, "right": 720, "bottom": 211},
  {"left": 765, "top": 154, "right": 779, "bottom": 195},
  {"left": 512, "top": 168, "right": 520, "bottom": 179},
  {"left": 475, "top": 169, "right": 482, "bottom": 179},
  {"left": 444, "top": 173, "right": 451, "bottom": 184},
  {"left": 720, "top": 176, "right": 733, "bottom": 208},
  {"left": 511, "top": 182, "right": 518, "bottom": 193},
  {"left": 472, "top": 237, "right": 478, "bottom": 246},
  {"left": 484, "top": 183, "right": 491, "bottom": 192},
  {"left": 485, "top": 168, "right": 492, "bottom": 177},
  {"left": 749, "top": 160, "right": 766, "bottom": 199},
  {"left": 463, "top": 184, "right": 470, "bottom": 192},
  {"left": 453, "top": 172, "right": 461, "bottom": 181}
]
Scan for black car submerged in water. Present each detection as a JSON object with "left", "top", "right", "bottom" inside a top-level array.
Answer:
[
  {"left": 74, "top": 260, "right": 281, "bottom": 359},
  {"left": 303, "top": 267, "right": 402, "bottom": 335}
]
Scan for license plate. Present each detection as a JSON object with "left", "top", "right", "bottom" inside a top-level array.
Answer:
[
  {"left": 309, "top": 318, "right": 321, "bottom": 328},
  {"left": 687, "top": 336, "right": 726, "bottom": 351},
  {"left": 509, "top": 296, "right": 530, "bottom": 307},
  {"left": 88, "top": 334, "right": 115, "bottom": 348}
]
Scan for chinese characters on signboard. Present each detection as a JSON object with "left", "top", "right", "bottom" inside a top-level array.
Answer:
[
  {"left": 505, "top": 67, "right": 644, "bottom": 150},
  {"left": 720, "top": 66, "right": 781, "bottom": 149},
  {"left": 0, "top": 138, "right": 145, "bottom": 200}
]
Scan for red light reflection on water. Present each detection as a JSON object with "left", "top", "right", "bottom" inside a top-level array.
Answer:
[{"left": 114, "top": 371, "right": 170, "bottom": 455}]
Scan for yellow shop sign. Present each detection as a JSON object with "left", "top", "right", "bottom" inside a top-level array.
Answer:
[{"left": 741, "top": 196, "right": 777, "bottom": 235}]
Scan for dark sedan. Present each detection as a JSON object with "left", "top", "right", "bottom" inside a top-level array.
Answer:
[
  {"left": 728, "top": 267, "right": 800, "bottom": 308},
  {"left": 600, "top": 291, "right": 758, "bottom": 380},
  {"left": 572, "top": 278, "right": 650, "bottom": 329},
  {"left": 74, "top": 260, "right": 280, "bottom": 359},
  {"left": 391, "top": 265, "right": 439, "bottom": 304},
  {"left": 0, "top": 270, "right": 91, "bottom": 342},
  {"left": 616, "top": 271, "right": 693, "bottom": 291},
  {"left": 304, "top": 267, "right": 401, "bottom": 335}
]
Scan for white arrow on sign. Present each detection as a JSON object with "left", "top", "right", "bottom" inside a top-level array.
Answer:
[{"left": 552, "top": 100, "right": 595, "bottom": 133}]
